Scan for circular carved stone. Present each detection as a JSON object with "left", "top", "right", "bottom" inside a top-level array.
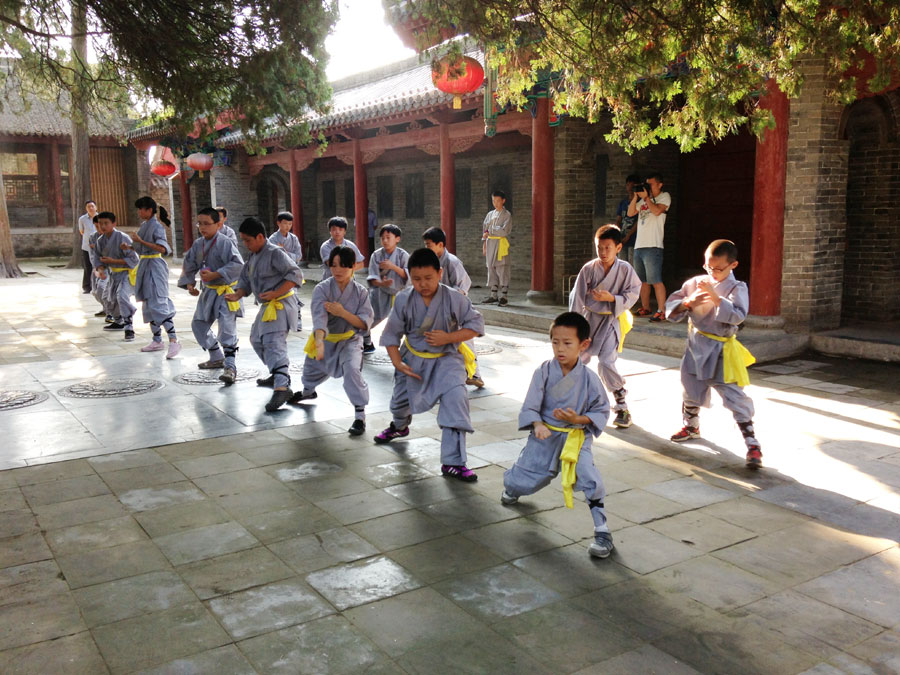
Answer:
[
  {"left": 472, "top": 341, "right": 502, "bottom": 356},
  {"left": 57, "top": 379, "right": 164, "bottom": 399},
  {"left": 0, "top": 390, "right": 49, "bottom": 411},
  {"left": 173, "top": 369, "right": 260, "bottom": 386},
  {"left": 494, "top": 339, "right": 545, "bottom": 350}
]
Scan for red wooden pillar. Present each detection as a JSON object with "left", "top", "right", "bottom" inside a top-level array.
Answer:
[
  {"left": 47, "top": 140, "right": 65, "bottom": 228},
  {"left": 529, "top": 97, "right": 555, "bottom": 298},
  {"left": 352, "top": 138, "right": 369, "bottom": 259},
  {"left": 439, "top": 122, "right": 456, "bottom": 252},
  {"left": 749, "top": 79, "right": 789, "bottom": 316},
  {"left": 178, "top": 168, "right": 193, "bottom": 250},
  {"left": 289, "top": 150, "right": 305, "bottom": 245}
]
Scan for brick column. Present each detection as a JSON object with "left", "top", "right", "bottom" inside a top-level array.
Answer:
[
  {"left": 352, "top": 138, "right": 369, "bottom": 259},
  {"left": 439, "top": 122, "right": 456, "bottom": 252},
  {"left": 290, "top": 150, "right": 304, "bottom": 244},
  {"left": 178, "top": 168, "right": 194, "bottom": 250},
  {"left": 528, "top": 96, "right": 555, "bottom": 303}
]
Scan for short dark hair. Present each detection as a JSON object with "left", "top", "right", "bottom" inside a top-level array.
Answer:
[
  {"left": 328, "top": 245, "right": 356, "bottom": 268},
  {"left": 595, "top": 224, "right": 623, "bottom": 245},
  {"left": 551, "top": 311, "right": 590, "bottom": 342},
  {"left": 491, "top": 189, "right": 507, "bottom": 200},
  {"left": 422, "top": 227, "right": 446, "bottom": 246},
  {"left": 84, "top": 200, "right": 96, "bottom": 208},
  {"left": 706, "top": 239, "right": 738, "bottom": 263},
  {"left": 276, "top": 211, "right": 293, "bottom": 222},
  {"left": 625, "top": 174, "right": 641, "bottom": 184},
  {"left": 239, "top": 217, "right": 266, "bottom": 238},
  {"left": 97, "top": 211, "right": 116, "bottom": 223},
  {"left": 648, "top": 172, "right": 664, "bottom": 183},
  {"left": 134, "top": 196, "right": 157, "bottom": 213},
  {"left": 379, "top": 224, "right": 402, "bottom": 238},
  {"left": 216, "top": 206, "right": 227, "bottom": 217},
  {"left": 92, "top": 215, "right": 99, "bottom": 223},
  {"left": 198, "top": 207, "right": 220, "bottom": 222},
  {"left": 327, "top": 216, "right": 349, "bottom": 231},
  {"left": 408, "top": 247, "right": 441, "bottom": 271}
]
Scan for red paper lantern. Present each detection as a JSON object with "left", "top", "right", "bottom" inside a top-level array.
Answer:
[
  {"left": 150, "top": 159, "right": 177, "bottom": 177},
  {"left": 432, "top": 55, "right": 485, "bottom": 109},
  {"left": 185, "top": 152, "right": 214, "bottom": 177}
]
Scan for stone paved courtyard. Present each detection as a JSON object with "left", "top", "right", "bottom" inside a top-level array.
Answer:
[{"left": 0, "top": 263, "right": 898, "bottom": 673}]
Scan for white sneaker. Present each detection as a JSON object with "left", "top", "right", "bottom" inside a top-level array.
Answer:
[
  {"left": 166, "top": 341, "right": 182, "bottom": 359},
  {"left": 500, "top": 490, "right": 518, "bottom": 505},
  {"left": 140, "top": 340, "right": 164, "bottom": 352}
]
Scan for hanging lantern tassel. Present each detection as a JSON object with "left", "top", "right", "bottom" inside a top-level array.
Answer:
[{"left": 453, "top": 95, "right": 462, "bottom": 109}]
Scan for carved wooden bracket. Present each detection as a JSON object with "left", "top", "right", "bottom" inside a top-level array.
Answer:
[
  {"left": 451, "top": 136, "right": 482, "bottom": 154},
  {"left": 417, "top": 144, "right": 440, "bottom": 156},
  {"left": 336, "top": 149, "right": 384, "bottom": 165}
]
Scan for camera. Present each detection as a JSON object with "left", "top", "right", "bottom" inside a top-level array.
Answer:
[{"left": 635, "top": 183, "right": 651, "bottom": 196}]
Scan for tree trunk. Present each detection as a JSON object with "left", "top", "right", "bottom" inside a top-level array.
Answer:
[
  {"left": 0, "top": 172, "right": 25, "bottom": 278},
  {"left": 68, "top": 0, "right": 91, "bottom": 268}
]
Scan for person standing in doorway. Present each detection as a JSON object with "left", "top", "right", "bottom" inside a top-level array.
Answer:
[
  {"left": 481, "top": 190, "right": 512, "bottom": 307},
  {"left": 628, "top": 172, "right": 672, "bottom": 322},
  {"left": 79, "top": 200, "right": 98, "bottom": 295}
]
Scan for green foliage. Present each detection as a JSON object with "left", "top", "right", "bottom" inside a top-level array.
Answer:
[
  {"left": 393, "top": 0, "right": 900, "bottom": 152},
  {"left": 0, "top": 0, "right": 338, "bottom": 149}
]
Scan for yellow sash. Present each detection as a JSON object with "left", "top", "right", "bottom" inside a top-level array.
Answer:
[
  {"left": 109, "top": 266, "right": 137, "bottom": 286},
  {"left": 595, "top": 309, "right": 634, "bottom": 353},
  {"left": 403, "top": 338, "right": 477, "bottom": 379},
  {"left": 693, "top": 326, "right": 756, "bottom": 387},
  {"left": 206, "top": 281, "right": 241, "bottom": 312},
  {"left": 261, "top": 290, "right": 294, "bottom": 322},
  {"left": 544, "top": 422, "right": 586, "bottom": 509},
  {"left": 487, "top": 235, "right": 510, "bottom": 261},
  {"left": 303, "top": 330, "right": 355, "bottom": 358}
]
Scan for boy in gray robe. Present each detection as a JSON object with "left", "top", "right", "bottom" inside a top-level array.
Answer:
[
  {"left": 216, "top": 207, "right": 238, "bottom": 242},
  {"left": 178, "top": 207, "right": 245, "bottom": 385},
  {"left": 422, "top": 226, "right": 484, "bottom": 388},
  {"left": 375, "top": 248, "right": 485, "bottom": 482},
  {"left": 569, "top": 225, "right": 641, "bottom": 429},
  {"left": 269, "top": 211, "right": 305, "bottom": 332},
  {"left": 364, "top": 223, "right": 409, "bottom": 353},
  {"left": 665, "top": 239, "right": 761, "bottom": 469},
  {"left": 481, "top": 189, "right": 512, "bottom": 306},
  {"left": 92, "top": 212, "right": 138, "bottom": 339},
  {"left": 292, "top": 246, "right": 374, "bottom": 435},
  {"left": 225, "top": 217, "right": 303, "bottom": 412},
  {"left": 319, "top": 216, "right": 364, "bottom": 281},
  {"left": 88, "top": 225, "right": 113, "bottom": 322},
  {"left": 131, "top": 196, "right": 180, "bottom": 359},
  {"left": 501, "top": 312, "right": 614, "bottom": 558}
]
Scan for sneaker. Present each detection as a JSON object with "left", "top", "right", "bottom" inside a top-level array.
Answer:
[
  {"left": 348, "top": 419, "right": 366, "bottom": 436},
  {"left": 482, "top": 296, "right": 498, "bottom": 304},
  {"left": 441, "top": 464, "right": 478, "bottom": 482},
  {"left": 613, "top": 410, "right": 632, "bottom": 429},
  {"left": 745, "top": 443, "right": 763, "bottom": 470},
  {"left": 373, "top": 422, "right": 410, "bottom": 444},
  {"left": 104, "top": 315, "right": 114, "bottom": 323},
  {"left": 103, "top": 322, "right": 125, "bottom": 331},
  {"left": 500, "top": 490, "right": 518, "bottom": 505},
  {"left": 588, "top": 532, "right": 615, "bottom": 558},
  {"left": 289, "top": 390, "right": 318, "bottom": 404},
  {"left": 218, "top": 368, "right": 236, "bottom": 386},
  {"left": 265, "top": 388, "right": 293, "bottom": 412},
  {"left": 94, "top": 310, "right": 106, "bottom": 317},
  {"left": 123, "top": 330, "right": 135, "bottom": 342},
  {"left": 166, "top": 341, "right": 182, "bottom": 359},
  {"left": 634, "top": 307, "right": 652, "bottom": 317},
  {"left": 140, "top": 341, "right": 165, "bottom": 353},
  {"left": 649, "top": 310, "right": 665, "bottom": 322},
  {"left": 256, "top": 374, "right": 274, "bottom": 387},
  {"left": 465, "top": 376, "right": 485, "bottom": 388},
  {"left": 498, "top": 297, "right": 508, "bottom": 307},
  {"left": 198, "top": 359, "right": 225, "bottom": 369},
  {"left": 670, "top": 425, "right": 700, "bottom": 442},
  {"left": 362, "top": 342, "right": 376, "bottom": 354}
]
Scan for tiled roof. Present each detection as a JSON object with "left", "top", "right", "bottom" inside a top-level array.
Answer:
[
  {"left": 216, "top": 47, "right": 485, "bottom": 147},
  {"left": 0, "top": 86, "right": 128, "bottom": 138}
]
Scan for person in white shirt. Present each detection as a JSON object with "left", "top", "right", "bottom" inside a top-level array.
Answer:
[
  {"left": 78, "top": 200, "right": 98, "bottom": 294},
  {"left": 627, "top": 172, "right": 672, "bottom": 322}
]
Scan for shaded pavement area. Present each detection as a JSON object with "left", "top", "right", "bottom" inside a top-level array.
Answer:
[{"left": 0, "top": 263, "right": 898, "bottom": 673}]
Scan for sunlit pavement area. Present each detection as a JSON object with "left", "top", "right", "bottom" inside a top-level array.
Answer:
[{"left": 0, "top": 262, "right": 898, "bottom": 674}]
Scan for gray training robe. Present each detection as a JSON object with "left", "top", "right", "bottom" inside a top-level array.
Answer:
[
  {"left": 320, "top": 238, "right": 364, "bottom": 280},
  {"left": 91, "top": 229, "right": 137, "bottom": 323},
  {"left": 366, "top": 246, "right": 409, "bottom": 325},
  {"left": 380, "top": 283, "right": 485, "bottom": 466},
  {"left": 133, "top": 215, "right": 176, "bottom": 326}
]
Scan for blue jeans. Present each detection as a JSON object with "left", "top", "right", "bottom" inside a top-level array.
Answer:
[{"left": 634, "top": 247, "right": 663, "bottom": 284}]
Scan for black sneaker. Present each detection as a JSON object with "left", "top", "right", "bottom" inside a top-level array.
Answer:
[
  {"left": 256, "top": 375, "right": 274, "bottom": 388},
  {"left": 482, "top": 296, "right": 498, "bottom": 304},
  {"left": 104, "top": 315, "right": 114, "bottom": 323},
  {"left": 498, "top": 297, "right": 508, "bottom": 307},
  {"left": 613, "top": 410, "right": 632, "bottom": 429},
  {"left": 103, "top": 322, "right": 125, "bottom": 331},
  {"left": 123, "top": 330, "right": 135, "bottom": 342},
  {"left": 349, "top": 419, "right": 366, "bottom": 436},
  {"left": 94, "top": 310, "right": 106, "bottom": 317},
  {"left": 265, "top": 388, "right": 293, "bottom": 412},
  {"left": 362, "top": 343, "right": 376, "bottom": 354},
  {"left": 289, "top": 390, "right": 318, "bottom": 404}
]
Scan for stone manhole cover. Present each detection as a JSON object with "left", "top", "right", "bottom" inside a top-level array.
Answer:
[
  {"left": 57, "top": 379, "right": 164, "bottom": 399},
  {"left": 173, "top": 369, "right": 260, "bottom": 385},
  {"left": 495, "top": 339, "right": 545, "bottom": 349},
  {"left": 473, "top": 341, "right": 502, "bottom": 356},
  {"left": 0, "top": 390, "right": 49, "bottom": 411}
]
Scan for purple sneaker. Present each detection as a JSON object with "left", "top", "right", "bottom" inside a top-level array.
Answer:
[
  {"left": 373, "top": 423, "right": 410, "bottom": 444},
  {"left": 441, "top": 464, "right": 478, "bottom": 483}
]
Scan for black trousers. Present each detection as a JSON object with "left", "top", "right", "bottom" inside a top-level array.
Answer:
[{"left": 81, "top": 250, "right": 92, "bottom": 292}]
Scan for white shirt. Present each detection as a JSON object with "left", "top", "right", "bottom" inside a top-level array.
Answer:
[
  {"left": 78, "top": 213, "right": 96, "bottom": 252},
  {"left": 634, "top": 191, "right": 671, "bottom": 250}
]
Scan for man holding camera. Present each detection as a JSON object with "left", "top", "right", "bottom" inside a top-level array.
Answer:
[{"left": 627, "top": 172, "right": 671, "bottom": 322}]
